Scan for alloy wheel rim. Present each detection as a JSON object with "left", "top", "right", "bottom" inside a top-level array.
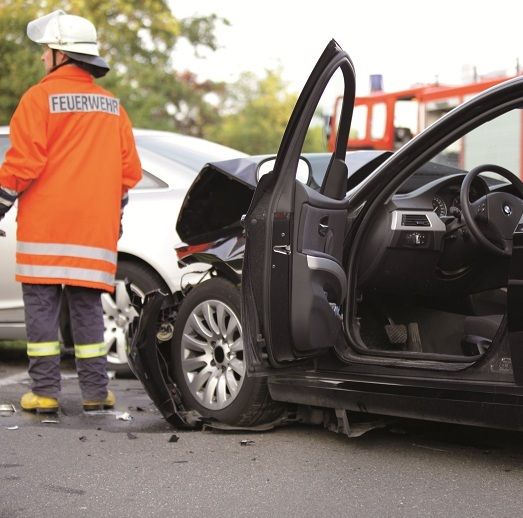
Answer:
[
  {"left": 180, "top": 299, "right": 244, "bottom": 410},
  {"left": 101, "top": 280, "right": 142, "bottom": 365}
]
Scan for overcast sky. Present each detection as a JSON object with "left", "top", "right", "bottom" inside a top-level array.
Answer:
[{"left": 170, "top": 0, "right": 522, "bottom": 108}]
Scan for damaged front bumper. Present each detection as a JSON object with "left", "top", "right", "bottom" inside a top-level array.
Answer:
[{"left": 127, "top": 289, "right": 199, "bottom": 428}]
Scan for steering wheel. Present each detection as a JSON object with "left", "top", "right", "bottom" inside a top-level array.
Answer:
[{"left": 461, "top": 164, "right": 523, "bottom": 256}]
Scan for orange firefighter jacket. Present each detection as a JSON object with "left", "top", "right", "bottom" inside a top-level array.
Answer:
[{"left": 0, "top": 65, "right": 142, "bottom": 292}]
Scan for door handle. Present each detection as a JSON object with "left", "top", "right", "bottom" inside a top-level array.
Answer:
[{"left": 318, "top": 223, "right": 329, "bottom": 237}]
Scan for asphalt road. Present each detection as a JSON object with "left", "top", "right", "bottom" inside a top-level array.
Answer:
[{"left": 2, "top": 358, "right": 523, "bottom": 518}]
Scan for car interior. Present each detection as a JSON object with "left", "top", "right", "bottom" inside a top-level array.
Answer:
[{"left": 350, "top": 109, "right": 523, "bottom": 362}]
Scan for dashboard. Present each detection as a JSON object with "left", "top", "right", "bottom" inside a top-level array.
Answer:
[
  {"left": 431, "top": 179, "right": 487, "bottom": 218},
  {"left": 358, "top": 170, "right": 510, "bottom": 293}
]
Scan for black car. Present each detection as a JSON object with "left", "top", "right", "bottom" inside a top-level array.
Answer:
[{"left": 129, "top": 41, "right": 523, "bottom": 434}]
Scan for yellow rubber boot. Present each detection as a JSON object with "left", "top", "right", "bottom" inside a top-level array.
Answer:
[
  {"left": 20, "top": 392, "right": 59, "bottom": 413},
  {"left": 83, "top": 390, "right": 116, "bottom": 411}
]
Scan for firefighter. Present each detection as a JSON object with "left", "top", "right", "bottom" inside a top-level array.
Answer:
[{"left": 0, "top": 10, "right": 142, "bottom": 413}]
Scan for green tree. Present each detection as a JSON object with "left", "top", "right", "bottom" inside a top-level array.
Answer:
[
  {"left": 0, "top": 0, "right": 226, "bottom": 134},
  {"left": 206, "top": 69, "right": 327, "bottom": 154}
]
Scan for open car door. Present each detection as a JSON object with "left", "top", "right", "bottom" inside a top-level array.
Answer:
[{"left": 242, "top": 40, "right": 355, "bottom": 372}]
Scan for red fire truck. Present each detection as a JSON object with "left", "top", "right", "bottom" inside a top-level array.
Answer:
[{"left": 328, "top": 76, "right": 523, "bottom": 170}]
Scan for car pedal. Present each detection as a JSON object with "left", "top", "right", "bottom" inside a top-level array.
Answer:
[
  {"left": 407, "top": 322, "right": 422, "bottom": 352},
  {"left": 385, "top": 324, "right": 407, "bottom": 345}
]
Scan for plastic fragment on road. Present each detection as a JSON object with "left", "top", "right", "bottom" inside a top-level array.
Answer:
[
  {"left": 168, "top": 434, "right": 179, "bottom": 443},
  {"left": 116, "top": 411, "right": 133, "bottom": 421},
  {"left": 79, "top": 436, "right": 87, "bottom": 442},
  {"left": 41, "top": 419, "right": 59, "bottom": 424},
  {"left": 0, "top": 405, "right": 16, "bottom": 418},
  {"left": 84, "top": 410, "right": 134, "bottom": 420},
  {"left": 6, "top": 425, "right": 19, "bottom": 430},
  {"left": 240, "top": 439, "right": 255, "bottom": 446}
]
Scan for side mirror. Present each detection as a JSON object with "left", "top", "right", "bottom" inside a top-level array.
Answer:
[{"left": 256, "top": 156, "right": 312, "bottom": 185}]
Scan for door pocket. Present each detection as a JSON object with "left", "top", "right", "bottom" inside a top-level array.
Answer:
[{"left": 291, "top": 252, "right": 346, "bottom": 353}]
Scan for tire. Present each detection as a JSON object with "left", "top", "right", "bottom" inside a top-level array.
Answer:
[
  {"left": 172, "top": 277, "right": 282, "bottom": 426},
  {"left": 102, "top": 260, "right": 169, "bottom": 377}
]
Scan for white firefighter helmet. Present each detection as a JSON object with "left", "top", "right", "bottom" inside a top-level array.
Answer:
[{"left": 27, "top": 10, "right": 109, "bottom": 75}]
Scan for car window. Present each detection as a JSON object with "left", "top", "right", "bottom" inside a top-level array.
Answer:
[
  {"left": 305, "top": 154, "right": 331, "bottom": 188},
  {"left": 394, "top": 106, "right": 523, "bottom": 197},
  {"left": 135, "top": 134, "right": 245, "bottom": 172},
  {"left": 135, "top": 170, "right": 168, "bottom": 190},
  {"left": 430, "top": 108, "right": 522, "bottom": 176}
]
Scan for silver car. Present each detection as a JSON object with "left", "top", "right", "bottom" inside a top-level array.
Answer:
[{"left": 0, "top": 127, "right": 245, "bottom": 372}]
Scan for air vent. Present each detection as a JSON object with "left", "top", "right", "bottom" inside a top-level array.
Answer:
[{"left": 401, "top": 213, "right": 430, "bottom": 227}]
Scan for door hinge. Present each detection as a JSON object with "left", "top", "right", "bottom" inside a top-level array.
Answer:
[{"left": 273, "top": 244, "right": 291, "bottom": 255}]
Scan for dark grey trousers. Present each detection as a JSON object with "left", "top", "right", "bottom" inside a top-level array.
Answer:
[{"left": 22, "top": 284, "right": 108, "bottom": 400}]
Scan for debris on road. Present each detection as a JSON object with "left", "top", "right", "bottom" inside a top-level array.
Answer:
[
  {"left": 0, "top": 403, "right": 16, "bottom": 414},
  {"left": 79, "top": 435, "right": 87, "bottom": 442},
  {"left": 116, "top": 411, "right": 133, "bottom": 422},
  {"left": 127, "top": 432, "right": 138, "bottom": 440},
  {"left": 6, "top": 425, "right": 19, "bottom": 430},
  {"left": 41, "top": 419, "right": 59, "bottom": 424},
  {"left": 168, "top": 434, "right": 179, "bottom": 443},
  {"left": 240, "top": 439, "right": 255, "bottom": 446}
]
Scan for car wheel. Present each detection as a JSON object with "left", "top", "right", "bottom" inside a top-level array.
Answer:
[
  {"left": 172, "top": 277, "right": 282, "bottom": 426},
  {"left": 101, "top": 260, "right": 170, "bottom": 377}
]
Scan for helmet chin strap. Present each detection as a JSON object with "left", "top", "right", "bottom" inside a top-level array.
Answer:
[{"left": 49, "top": 48, "right": 72, "bottom": 73}]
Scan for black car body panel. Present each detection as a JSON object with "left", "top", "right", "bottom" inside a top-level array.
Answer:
[
  {"left": 127, "top": 290, "right": 196, "bottom": 427},
  {"left": 176, "top": 150, "right": 391, "bottom": 246},
  {"left": 129, "top": 40, "right": 523, "bottom": 432},
  {"left": 267, "top": 372, "right": 523, "bottom": 431}
]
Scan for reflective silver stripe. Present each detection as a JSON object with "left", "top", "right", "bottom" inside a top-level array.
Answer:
[
  {"left": 17, "top": 242, "right": 117, "bottom": 264},
  {"left": 1, "top": 187, "right": 17, "bottom": 197},
  {"left": 16, "top": 264, "right": 114, "bottom": 286},
  {"left": 0, "top": 187, "right": 17, "bottom": 206},
  {"left": 27, "top": 341, "right": 60, "bottom": 357},
  {"left": 74, "top": 343, "right": 108, "bottom": 359}
]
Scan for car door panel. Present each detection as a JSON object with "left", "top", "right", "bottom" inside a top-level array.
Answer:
[
  {"left": 290, "top": 182, "right": 349, "bottom": 355},
  {"left": 508, "top": 227, "right": 523, "bottom": 384},
  {"left": 242, "top": 40, "right": 355, "bottom": 371}
]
